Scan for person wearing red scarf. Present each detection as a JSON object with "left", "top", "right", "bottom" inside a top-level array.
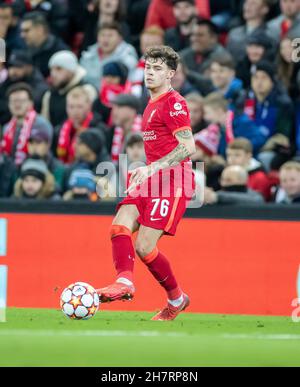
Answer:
[
  {"left": 56, "top": 86, "right": 96, "bottom": 164},
  {"left": 0, "top": 82, "right": 53, "bottom": 166}
]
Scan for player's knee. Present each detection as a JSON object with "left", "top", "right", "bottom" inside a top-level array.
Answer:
[
  {"left": 135, "top": 240, "right": 158, "bottom": 263},
  {"left": 135, "top": 239, "right": 151, "bottom": 259},
  {"left": 110, "top": 224, "right": 132, "bottom": 240}
]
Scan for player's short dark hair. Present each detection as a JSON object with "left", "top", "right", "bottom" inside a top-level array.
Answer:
[
  {"left": 144, "top": 45, "right": 180, "bottom": 71},
  {"left": 97, "top": 21, "right": 122, "bottom": 36},
  {"left": 6, "top": 82, "right": 34, "bottom": 101},
  {"left": 210, "top": 52, "right": 236, "bottom": 70},
  {"left": 22, "top": 11, "right": 49, "bottom": 31},
  {"left": 195, "top": 18, "right": 219, "bottom": 35}
]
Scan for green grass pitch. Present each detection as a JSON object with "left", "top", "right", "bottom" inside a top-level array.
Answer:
[{"left": 1, "top": 308, "right": 300, "bottom": 366}]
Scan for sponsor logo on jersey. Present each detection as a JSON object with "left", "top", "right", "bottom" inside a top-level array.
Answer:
[
  {"left": 143, "top": 130, "right": 157, "bottom": 141},
  {"left": 170, "top": 109, "right": 188, "bottom": 117}
]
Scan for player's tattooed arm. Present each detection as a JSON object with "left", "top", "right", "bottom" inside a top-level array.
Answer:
[
  {"left": 126, "top": 129, "right": 195, "bottom": 194},
  {"left": 150, "top": 129, "right": 196, "bottom": 173}
]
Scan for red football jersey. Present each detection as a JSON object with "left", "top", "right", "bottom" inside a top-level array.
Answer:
[{"left": 142, "top": 89, "right": 191, "bottom": 164}]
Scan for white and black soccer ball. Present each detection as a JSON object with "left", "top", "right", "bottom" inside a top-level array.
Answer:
[{"left": 60, "top": 282, "right": 100, "bottom": 320}]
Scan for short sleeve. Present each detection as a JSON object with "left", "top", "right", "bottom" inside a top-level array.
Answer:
[{"left": 163, "top": 96, "right": 192, "bottom": 136}]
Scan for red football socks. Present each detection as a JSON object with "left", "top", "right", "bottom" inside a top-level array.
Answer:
[
  {"left": 110, "top": 225, "right": 135, "bottom": 283},
  {"left": 142, "top": 248, "right": 183, "bottom": 301}
]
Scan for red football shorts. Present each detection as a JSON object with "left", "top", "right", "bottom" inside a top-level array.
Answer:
[{"left": 116, "top": 165, "right": 195, "bottom": 236}]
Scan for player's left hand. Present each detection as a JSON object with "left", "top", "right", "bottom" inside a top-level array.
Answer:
[{"left": 125, "top": 166, "right": 153, "bottom": 194}]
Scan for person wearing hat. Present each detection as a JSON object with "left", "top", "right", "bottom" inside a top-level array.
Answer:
[
  {"left": 62, "top": 128, "right": 107, "bottom": 193},
  {"left": 94, "top": 61, "right": 131, "bottom": 124},
  {"left": 235, "top": 30, "right": 276, "bottom": 89},
  {"left": 165, "top": 0, "right": 197, "bottom": 52},
  {"left": 108, "top": 93, "right": 142, "bottom": 163},
  {"left": 246, "top": 60, "right": 294, "bottom": 171},
  {"left": 27, "top": 125, "right": 66, "bottom": 193},
  {"left": 13, "top": 157, "right": 60, "bottom": 200},
  {"left": 20, "top": 11, "right": 68, "bottom": 78},
  {"left": 41, "top": 50, "right": 97, "bottom": 127},
  {"left": 63, "top": 166, "right": 98, "bottom": 201},
  {"left": 0, "top": 82, "right": 53, "bottom": 166},
  {"left": 79, "top": 21, "right": 138, "bottom": 90},
  {"left": 227, "top": 0, "right": 272, "bottom": 63},
  {"left": 0, "top": 50, "right": 49, "bottom": 125}
]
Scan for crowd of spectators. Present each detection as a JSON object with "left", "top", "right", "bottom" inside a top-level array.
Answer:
[{"left": 1, "top": 0, "right": 300, "bottom": 206}]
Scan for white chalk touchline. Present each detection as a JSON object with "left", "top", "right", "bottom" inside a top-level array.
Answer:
[
  {"left": 223, "top": 334, "right": 300, "bottom": 340},
  {"left": 0, "top": 330, "right": 300, "bottom": 341},
  {"left": 0, "top": 329, "right": 189, "bottom": 338}
]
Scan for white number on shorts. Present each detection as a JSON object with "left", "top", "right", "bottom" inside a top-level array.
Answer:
[{"left": 151, "top": 199, "right": 170, "bottom": 218}]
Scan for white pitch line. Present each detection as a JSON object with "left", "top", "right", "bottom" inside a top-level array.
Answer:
[
  {"left": 222, "top": 334, "right": 300, "bottom": 341},
  {"left": 0, "top": 329, "right": 190, "bottom": 338},
  {"left": 1, "top": 330, "right": 300, "bottom": 341}
]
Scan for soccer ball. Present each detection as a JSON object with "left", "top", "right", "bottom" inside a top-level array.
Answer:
[{"left": 60, "top": 282, "right": 100, "bottom": 320}]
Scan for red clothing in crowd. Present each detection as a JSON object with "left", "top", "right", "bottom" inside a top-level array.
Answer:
[{"left": 146, "top": 0, "right": 210, "bottom": 30}]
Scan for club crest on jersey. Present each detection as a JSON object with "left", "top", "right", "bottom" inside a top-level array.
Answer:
[{"left": 174, "top": 102, "right": 182, "bottom": 111}]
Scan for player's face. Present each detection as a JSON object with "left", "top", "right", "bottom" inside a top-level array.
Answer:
[{"left": 144, "top": 58, "right": 175, "bottom": 91}]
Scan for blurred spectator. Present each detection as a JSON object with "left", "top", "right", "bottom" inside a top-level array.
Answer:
[
  {"left": 41, "top": 50, "right": 97, "bottom": 127},
  {"left": 277, "top": 35, "right": 300, "bottom": 99},
  {"left": 13, "top": 157, "right": 60, "bottom": 199},
  {"left": 81, "top": 0, "right": 130, "bottom": 53},
  {"left": 80, "top": 21, "right": 138, "bottom": 90},
  {"left": 185, "top": 93, "right": 208, "bottom": 134},
  {"left": 109, "top": 93, "right": 142, "bottom": 163},
  {"left": 126, "top": 133, "right": 145, "bottom": 164},
  {"left": 276, "top": 161, "right": 300, "bottom": 203},
  {"left": 145, "top": 0, "right": 210, "bottom": 30},
  {"left": 226, "top": 137, "right": 272, "bottom": 200},
  {"left": 245, "top": 61, "right": 294, "bottom": 170},
  {"left": 235, "top": 30, "right": 275, "bottom": 89},
  {"left": 267, "top": 0, "right": 300, "bottom": 42},
  {"left": 171, "top": 61, "right": 199, "bottom": 96},
  {"left": 55, "top": 86, "right": 107, "bottom": 164},
  {"left": 27, "top": 125, "right": 65, "bottom": 192},
  {"left": 20, "top": 11, "right": 68, "bottom": 78},
  {"left": 165, "top": 0, "right": 198, "bottom": 52},
  {"left": 192, "top": 125, "right": 225, "bottom": 190},
  {"left": 180, "top": 18, "right": 228, "bottom": 74},
  {"left": 204, "top": 165, "right": 265, "bottom": 204},
  {"left": 210, "top": 0, "right": 235, "bottom": 31},
  {"left": 0, "top": 50, "right": 49, "bottom": 125},
  {"left": 203, "top": 92, "right": 267, "bottom": 157},
  {"left": 0, "top": 2, "right": 25, "bottom": 56},
  {"left": 127, "top": 0, "right": 150, "bottom": 51},
  {"left": 130, "top": 25, "right": 164, "bottom": 104},
  {"left": 209, "top": 52, "right": 244, "bottom": 106},
  {"left": 18, "top": 0, "right": 70, "bottom": 41},
  {"left": 97, "top": 61, "right": 131, "bottom": 123},
  {"left": 0, "top": 153, "right": 16, "bottom": 197},
  {"left": 63, "top": 166, "right": 98, "bottom": 201},
  {"left": 1, "top": 82, "right": 53, "bottom": 166},
  {"left": 227, "top": 0, "right": 271, "bottom": 62}
]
